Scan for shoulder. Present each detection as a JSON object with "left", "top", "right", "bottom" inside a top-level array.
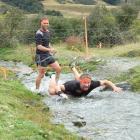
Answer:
[
  {"left": 99, "top": 80, "right": 109, "bottom": 86},
  {"left": 63, "top": 80, "right": 80, "bottom": 91},
  {"left": 90, "top": 80, "right": 101, "bottom": 87},
  {"left": 64, "top": 80, "right": 79, "bottom": 85},
  {"left": 36, "top": 30, "right": 43, "bottom": 36},
  {"left": 64, "top": 80, "right": 80, "bottom": 88}
]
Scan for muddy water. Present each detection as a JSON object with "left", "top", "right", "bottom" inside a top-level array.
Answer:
[{"left": 0, "top": 57, "right": 140, "bottom": 140}]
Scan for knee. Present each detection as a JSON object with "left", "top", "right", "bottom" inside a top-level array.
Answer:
[
  {"left": 38, "top": 73, "right": 45, "bottom": 79},
  {"left": 48, "top": 89, "right": 56, "bottom": 95},
  {"left": 40, "top": 74, "right": 44, "bottom": 78},
  {"left": 56, "top": 66, "right": 61, "bottom": 73}
]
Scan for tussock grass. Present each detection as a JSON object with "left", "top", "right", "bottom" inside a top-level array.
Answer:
[
  {"left": 127, "top": 66, "right": 140, "bottom": 92},
  {"left": 91, "top": 42, "right": 140, "bottom": 57},
  {"left": 0, "top": 73, "right": 84, "bottom": 140}
]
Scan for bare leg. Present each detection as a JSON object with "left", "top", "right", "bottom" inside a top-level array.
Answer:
[
  {"left": 36, "top": 65, "right": 46, "bottom": 89},
  {"left": 71, "top": 67, "right": 81, "bottom": 80},
  {"left": 48, "top": 74, "right": 57, "bottom": 95},
  {"left": 49, "top": 61, "right": 61, "bottom": 82}
]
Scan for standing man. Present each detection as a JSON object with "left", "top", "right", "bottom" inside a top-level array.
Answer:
[{"left": 35, "top": 17, "right": 61, "bottom": 92}]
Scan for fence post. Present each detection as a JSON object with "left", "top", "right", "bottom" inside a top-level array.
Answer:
[{"left": 83, "top": 16, "right": 89, "bottom": 57}]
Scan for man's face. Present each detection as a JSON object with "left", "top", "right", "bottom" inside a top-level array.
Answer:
[
  {"left": 80, "top": 78, "right": 91, "bottom": 91},
  {"left": 41, "top": 19, "right": 49, "bottom": 30}
]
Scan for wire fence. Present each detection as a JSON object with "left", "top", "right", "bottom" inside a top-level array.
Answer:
[{"left": 0, "top": 15, "right": 140, "bottom": 48}]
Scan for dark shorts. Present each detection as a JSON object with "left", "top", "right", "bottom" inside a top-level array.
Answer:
[{"left": 35, "top": 54, "right": 55, "bottom": 67}]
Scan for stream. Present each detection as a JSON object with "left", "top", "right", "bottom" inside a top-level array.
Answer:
[{"left": 0, "top": 57, "right": 140, "bottom": 140}]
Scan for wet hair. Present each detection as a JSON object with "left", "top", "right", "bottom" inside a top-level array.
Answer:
[{"left": 79, "top": 73, "right": 91, "bottom": 80}]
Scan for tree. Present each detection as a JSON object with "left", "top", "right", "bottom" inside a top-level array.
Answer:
[
  {"left": 115, "top": 4, "right": 138, "bottom": 31},
  {"left": 49, "top": 17, "right": 83, "bottom": 43},
  {"left": 1, "top": 0, "right": 44, "bottom": 13},
  {"left": 0, "top": 8, "right": 25, "bottom": 47},
  {"left": 88, "top": 5, "right": 121, "bottom": 47}
]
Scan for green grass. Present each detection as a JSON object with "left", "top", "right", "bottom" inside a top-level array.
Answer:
[
  {"left": 42, "top": 1, "right": 116, "bottom": 18},
  {"left": 0, "top": 42, "right": 140, "bottom": 91},
  {"left": 0, "top": 45, "right": 33, "bottom": 65},
  {"left": 0, "top": 42, "right": 140, "bottom": 72},
  {"left": 0, "top": 43, "right": 101, "bottom": 72},
  {"left": 0, "top": 42, "right": 140, "bottom": 63},
  {"left": 0, "top": 73, "right": 84, "bottom": 140},
  {"left": 128, "top": 66, "right": 140, "bottom": 92},
  {"left": 110, "top": 66, "right": 140, "bottom": 93},
  {"left": 119, "top": 49, "right": 140, "bottom": 57},
  {"left": 90, "top": 42, "right": 140, "bottom": 57}
]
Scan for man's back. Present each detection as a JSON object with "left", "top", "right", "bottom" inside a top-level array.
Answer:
[{"left": 63, "top": 80, "right": 100, "bottom": 97}]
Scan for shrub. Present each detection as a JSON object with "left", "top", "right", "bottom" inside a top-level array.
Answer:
[
  {"left": 1, "top": 0, "right": 44, "bottom": 13},
  {"left": 65, "top": 35, "right": 84, "bottom": 51},
  {"left": 115, "top": 4, "right": 138, "bottom": 31},
  {"left": 88, "top": 5, "right": 122, "bottom": 47},
  {"left": 44, "top": 10, "right": 63, "bottom": 17},
  {"left": 49, "top": 17, "right": 83, "bottom": 43},
  {"left": 57, "top": 0, "right": 96, "bottom": 5},
  {"left": 0, "top": 8, "right": 25, "bottom": 47}
]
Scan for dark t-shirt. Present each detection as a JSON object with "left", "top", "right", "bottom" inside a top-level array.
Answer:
[
  {"left": 63, "top": 80, "right": 100, "bottom": 97},
  {"left": 35, "top": 29, "right": 51, "bottom": 55}
]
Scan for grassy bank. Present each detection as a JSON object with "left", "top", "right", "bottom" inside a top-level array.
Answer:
[
  {"left": 0, "top": 73, "right": 84, "bottom": 140},
  {"left": 90, "top": 42, "right": 140, "bottom": 57},
  {"left": 0, "top": 43, "right": 100, "bottom": 72},
  {"left": 1, "top": 42, "right": 140, "bottom": 64},
  {"left": 129, "top": 66, "right": 140, "bottom": 92},
  {"left": 112, "top": 66, "right": 140, "bottom": 92}
]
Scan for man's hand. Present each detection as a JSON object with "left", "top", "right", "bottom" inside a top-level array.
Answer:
[
  {"left": 57, "top": 91, "right": 68, "bottom": 99},
  {"left": 113, "top": 86, "right": 122, "bottom": 93},
  {"left": 59, "top": 93, "right": 68, "bottom": 99},
  {"left": 100, "top": 80, "right": 123, "bottom": 93},
  {"left": 49, "top": 48, "right": 57, "bottom": 54}
]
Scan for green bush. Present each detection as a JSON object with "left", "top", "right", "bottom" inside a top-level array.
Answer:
[
  {"left": 49, "top": 17, "right": 83, "bottom": 43},
  {"left": 88, "top": 5, "right": 122, "bottom": 47},
  {"left": 119, "top": 49, "right": 140, "bottom": 57},
  {"left": 57, "top": 0, "right": 96, "bottom": 5},
  {"left": 1, "top": 0, "right": 44, "bottom": 13},
  {"left": 44, "top": 10, "right": 63, "bottom": 17},
  {"left": 115, "top": 4, "right": 138, "bottom": 31},
  {"left": 129, "top": 66, "right": 140, "bottom": 92},
  {"left": 130, "top": 19, "right": 140, "bottom": 35},
  {"left": 12, "top": 15, "right": 83, "bottom": 44},
  {"left": 0, "top": 8, "right": 25, "bottom": 47},
  {"left": 73, "top": 0, "right": 96, "bottom": 5}
]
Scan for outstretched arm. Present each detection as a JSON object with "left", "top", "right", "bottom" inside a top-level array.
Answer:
[
  {"left": 100, "top": 80, "right": 122, "bottom": 92},
  {"left": 71, "top": 67, "right": 81, "bottom": 80}
]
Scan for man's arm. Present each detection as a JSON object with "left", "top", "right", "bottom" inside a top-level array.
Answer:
[
  {"left": 55, "top": 85, "right": 68, "bottom": 99},
  {"left": 36, "top": 34, "right": 55, "bottom": 53},
  {"left": 100, "top": 80, "right": 122, "bottom": 92},
  {"left": 37, "top": 45, "right": 55, "bottom": 53}
]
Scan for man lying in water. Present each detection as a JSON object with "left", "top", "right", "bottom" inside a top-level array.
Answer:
[{"left": 48, "top": 66, "right": 122, "bottom": 99}]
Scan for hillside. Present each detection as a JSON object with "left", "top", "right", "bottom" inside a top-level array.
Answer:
[
  {"left": 43, "top": 0, "right": 109, "bottom": 5},
  {"left": 42, "top": 0, "right": 115, "bottom": 18},
  {"left": 0, "top": 0, "right": 119, "bottom": 18}
]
